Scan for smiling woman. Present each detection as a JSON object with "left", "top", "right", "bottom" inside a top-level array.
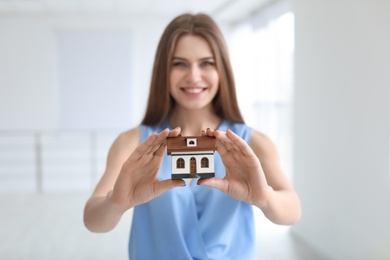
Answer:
[
  {"left": 141, "top": 13, "right": 244, "bottom": 126},
  {"left": 83, "top": 13, "right": 301, "bottom": 260},
  {"left": 169, "top": 35, "right": 219, "bottom": 114}
]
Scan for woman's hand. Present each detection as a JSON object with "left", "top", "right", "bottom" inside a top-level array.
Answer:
[
  {"left": 198, "top": 129, "right": 272, "bottom": 208},
  {"left": 108, "top": 128, "right": 185, "bottom": 211}
]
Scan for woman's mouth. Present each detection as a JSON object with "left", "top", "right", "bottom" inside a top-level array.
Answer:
[{"left": 181, "top": 87, "right": 206, "bottom": 94}]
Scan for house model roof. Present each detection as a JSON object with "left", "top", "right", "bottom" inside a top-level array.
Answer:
[{"left": 166, "top": 135, "right": 217, "bottom": 155}]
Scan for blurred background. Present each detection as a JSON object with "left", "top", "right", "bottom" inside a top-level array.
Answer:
[{"left": 0, "top": 0, "right": 389, "bottom": 259}]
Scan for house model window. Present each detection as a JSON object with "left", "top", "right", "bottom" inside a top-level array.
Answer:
[
  {"left": 201, "top": 157, "right": 209, "bottom": 168},
  {"left": 186, "top": 138, "right": 197, "bottom": 147},
  {"left": 166, "top": 135, "right": 217, "bottom": 179},
  {"left": 177, "top": 158, "right": 185, "bottom": 169}
]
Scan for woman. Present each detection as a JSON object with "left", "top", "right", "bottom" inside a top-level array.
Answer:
[{"left": 84, "top": 13, "right": 301, "bottom": 259}]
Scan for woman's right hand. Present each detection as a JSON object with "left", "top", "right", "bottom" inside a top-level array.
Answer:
[{"left": 107, "top": 127, "right": 185, "bottom": 211}]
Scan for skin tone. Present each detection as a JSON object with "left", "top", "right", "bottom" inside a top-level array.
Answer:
[
  {"left": 84, "top": 34, "right": 301, "bottom": 233},
  {"left": 169, "top": 35, "right": 221, "bottom": 136}
]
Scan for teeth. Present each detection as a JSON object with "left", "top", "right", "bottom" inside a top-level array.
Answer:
[{"left": 184, "top": 88, "right": 203, "bottom": 94}]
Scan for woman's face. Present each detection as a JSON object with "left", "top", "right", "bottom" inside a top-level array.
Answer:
[{"left": 169, "top": 35, "right": 219, "bottom": 112}]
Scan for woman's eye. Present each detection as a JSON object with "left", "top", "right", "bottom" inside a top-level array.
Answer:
[
  {"left": 201, "top": 61, "right": 215, "bottom": 67},
  {"left": 172, "top": 62, "right": 186, "bottom": 67}
]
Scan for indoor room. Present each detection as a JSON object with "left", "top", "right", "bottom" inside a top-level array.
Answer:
[{"left": 0, "top": 0, "right": 389, "bottom": 259}]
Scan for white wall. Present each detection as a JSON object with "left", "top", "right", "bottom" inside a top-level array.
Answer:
[
  {"left": 0, "top": 14, "right": 172, "bottom": 130},
  {"left": 0, "top": 14, "right": 173, "bottom": 192},
  {"left": 57, "top": 31, "right": 133, "bottom": 130},
  {"left": 0, "top": 13, "right": 234, "bottom": 192},
  {"left": 293, "top": 1, "right": 390, "bottom": 259}
]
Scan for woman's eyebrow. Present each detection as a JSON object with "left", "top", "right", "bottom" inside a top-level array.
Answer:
[
  {"left": 172, "top": 57, "right": 187, "bottom": 61},
  {"left": 200, "top": 57, "right": 215, "bottom": 61},
  {"left": 172, "top": 56, "right": 215, "bottom": 61}
]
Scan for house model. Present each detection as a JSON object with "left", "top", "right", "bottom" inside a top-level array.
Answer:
[{"left": 166, "top": 135, "right": 217, "bottom": 179}]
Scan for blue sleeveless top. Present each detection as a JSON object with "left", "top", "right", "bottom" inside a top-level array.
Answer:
[{"left": 129, "top": 120, "right": 256, "bottom": 260}]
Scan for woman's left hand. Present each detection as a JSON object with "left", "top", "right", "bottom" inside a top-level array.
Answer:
[{"left": 198, "top": 128, "right": 273, "bottom": 208}]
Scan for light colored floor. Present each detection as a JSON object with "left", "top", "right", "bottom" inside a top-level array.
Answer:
[{"left": 0, "top": 193, "right": 325, "bottom": 260}]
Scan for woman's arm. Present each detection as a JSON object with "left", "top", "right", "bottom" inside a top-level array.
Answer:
[
  {"left": 83, "top": 127, "right": 140, "bottom": 232},
  {"left": 249, "top": 130, "right": 301, "bottom": 225},
  {"left": 198, "top": 129, "right": 301, "bottom": 225},
  {"left": 83, "top": 127, "right": 185, "bottom": 233}
]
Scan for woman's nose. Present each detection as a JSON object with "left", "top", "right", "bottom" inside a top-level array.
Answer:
[{"left": 186, "top": 65, "right": 201, "bottom": 82}]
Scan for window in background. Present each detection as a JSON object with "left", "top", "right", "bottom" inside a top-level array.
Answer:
[
  {"left": 57, "top": 31, "right": 133, "bottom": 130},
  {"left": 231, "top": 12, "right": 294, "bottom": 178}
]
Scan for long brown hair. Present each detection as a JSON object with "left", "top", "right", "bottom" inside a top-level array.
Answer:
[{"left": 141, "top": 13, "right": 244, "bottom": 125}]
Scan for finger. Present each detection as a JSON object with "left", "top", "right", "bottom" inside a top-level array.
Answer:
[
  {"left": 131, "top": 129, "right": 170, "bottom": 160},
  {"left": 214, "top": 130, "right": 233, "bottom": 145},
  {"left": 131, "top": 132, "right": 159, "bottom": 160},
  {"left": 206, "top": 128, "right": 218, "bottom": 136},
  {"left": 168, "top": 127, "right": 181, "bottom": 137},
  {"left": 150, "top": 128, "right": 170, "bottom": 146},
  {"left": 153, "top": 128, "right": 170, "bottom": 144},
  {"left": 154, "top": 179, "right": 186, "bottom": 197},
  {"left": 141, "top": 144, "right": 167, "bottom": 175},
  {"left": 216, "top": 139, "right": 230, "bottom": 156},
  {"left": 144, "top": 142, "right": 166, "bottom": 160},
  {"left": 201, "top": 128, "right": 215, "bottom": 136},
  {"left": 216, "top": 129, "right": 247, "bottom": 154},
  {"left": 197, "top": 178, "right": 228, "bottom": 193},
  {"left": 147, "top": 143, "right": 163, "bottom": 156},
  {"left": 146, "top": 128, "right": 170, "bottom": 154},
  {"left": 153, "top": 143, "right": 167, "bottom": 158},
  {"left": 214, "top": 131, "right": 235, "bottom": 154},
  {"left": 226, "top": 129, "right": 255, "bottom": 157}
]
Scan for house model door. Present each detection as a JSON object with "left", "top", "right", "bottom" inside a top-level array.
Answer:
[{"left": 190, "top": 157, "right": 196, "bottom": 174}]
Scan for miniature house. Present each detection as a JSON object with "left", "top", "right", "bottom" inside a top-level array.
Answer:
[{"left": 166, "top": 135, "right": 217, "bottom": 179}]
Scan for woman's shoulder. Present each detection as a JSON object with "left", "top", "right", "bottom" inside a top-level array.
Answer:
[
  {"left": 249, "top": 129, "right": 280, "bottom": 161},
  {"left": 100, "top": 126, "right": 141, "bottom": 176},
  {"left": 109, "top": 126, "right": 141, "bottom": 157},
  {"left": 116, "top": 126, "right": 140, "bottom": 144}
]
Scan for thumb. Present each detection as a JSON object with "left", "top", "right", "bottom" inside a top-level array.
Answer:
[
  {"left": 197, "top": 178, "right": 228, "bottom": 193},
  {"left": 154, "top": 179, "right": 186, "bottom": 196}
]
